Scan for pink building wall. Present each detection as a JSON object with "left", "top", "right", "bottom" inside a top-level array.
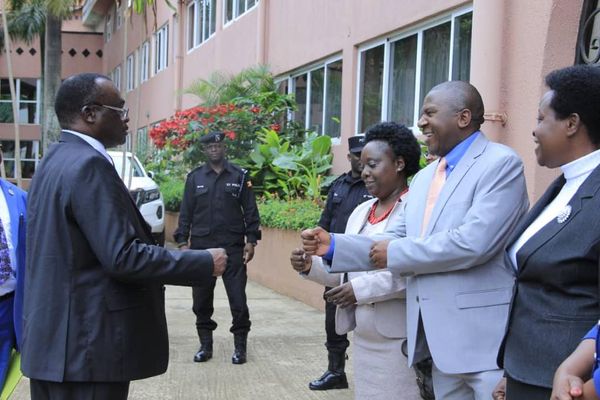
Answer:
[{"left": 0, "top": 0, "right": 589, "bottom": 202}]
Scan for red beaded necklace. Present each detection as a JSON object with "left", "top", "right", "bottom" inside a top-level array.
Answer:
[{"left": 367, "top": 187, "right": 409, "bottom": 225}]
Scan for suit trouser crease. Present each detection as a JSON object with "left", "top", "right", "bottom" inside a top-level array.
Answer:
[{"left": 193, "top": 246, "right": 250, "bottom": 335}]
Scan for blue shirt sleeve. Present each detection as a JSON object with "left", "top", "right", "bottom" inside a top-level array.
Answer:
[
  {"left": 584, "top": 325, "right": 598, "bottom": 340},
  {"left": 322, "top": 234, "right": 335, "bottom": 262}
]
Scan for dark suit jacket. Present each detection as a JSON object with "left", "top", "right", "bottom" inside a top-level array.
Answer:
[
  {"left": 0, "top": 179, "right": 26, "bottom": 348},
  {"left": 22, "top": 132, "right": 214, "bottom": 382},
  {"left": 499, "top": 164, "right": 600, "bottom": 388}
]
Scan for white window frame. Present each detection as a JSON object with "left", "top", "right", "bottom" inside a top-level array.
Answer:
[
  {"left": 277, "top": 55, "right": 343, "bottom": 141},
  {"left": 223, "top": 0, "right": 259, "bottom": 26},
  {"left": 140, "top": 41, "right": 150, "bottom": 83},
  {"left": 187, "top": 0, "right": 216, "bottom": 52},
  {"left": 354, "top": 6, "right": 472, "bottom": 134},
  {"left": 0, "top": 78, "right": 41, "bottom": 124},
  {"left": 113, "top": 65, "right": 122, "bottom": 91},
  {"left": 153, "top": 24, "right": 169, "bottom": 75},
  {"left": 0, "top": 140, "right": 40, "bottom": 178},
  {"left": 126, "top": 53, "right": 135, "bottom": 92},
  {"left": 105, "top": 12, "right": 113, "bottom": 42}
]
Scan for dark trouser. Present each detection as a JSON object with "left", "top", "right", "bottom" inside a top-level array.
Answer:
[
  {"left": 506, "top": 376, "right": 552, "bottom": 400},
  {"left": 324, "top": 287, "right": 349, "bottom": 352},
  {"left": 193, "top": 246, "right": 251, "bottom": 335},
  {"left": 30, "top": 379, "right": 130, "bottom": 400},
  {"left": 0, "top": 293, "right": 15, "bottom": 390}
]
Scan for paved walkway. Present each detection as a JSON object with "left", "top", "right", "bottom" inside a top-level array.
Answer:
[{"left": 11, "top": 280, "right": 421, "bottom": 399}]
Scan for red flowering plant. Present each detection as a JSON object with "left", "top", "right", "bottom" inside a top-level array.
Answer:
[{"left": 149, "top": 91, "right": 297, "bottom": 169}]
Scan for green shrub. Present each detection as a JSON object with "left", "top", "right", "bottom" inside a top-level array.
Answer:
[
  {"left": 159, "top": 176, "right": 185, "bottom": 212},
  {"left": 257, "top": 198, "right": 323, "bottom": 230}
]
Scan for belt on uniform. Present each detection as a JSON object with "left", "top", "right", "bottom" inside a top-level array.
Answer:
[{"left": 0, "top": 291, "right": 15, "bottom": 302}]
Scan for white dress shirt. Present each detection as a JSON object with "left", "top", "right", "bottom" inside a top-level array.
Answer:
[
  {"left": 509, "top": 148, "right": 600, "bottom": 269},
  {"left": 0, "top": 188, "right": 16, "bottom": 295},
  {"left": 62, "top": 129, "right": 113, "bottom": 165}
]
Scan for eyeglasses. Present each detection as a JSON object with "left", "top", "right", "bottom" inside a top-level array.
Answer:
[{"left": 86, "top": 103, "right": 129, "bottom": 120}]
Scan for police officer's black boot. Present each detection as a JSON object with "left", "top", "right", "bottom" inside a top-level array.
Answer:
[
  {"left": 308, "top": 351, "right": 349, "bottom": 390},
  {"left": 231, "top": 334, "right": 247, "bottom": 365},
  {"left": 193, "top": 331, "right": 213, "bottom": 362}
]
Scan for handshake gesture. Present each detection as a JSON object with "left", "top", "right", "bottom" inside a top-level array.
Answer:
[{"left": 299, "top": 227, "right": 391, "bottom": 269}]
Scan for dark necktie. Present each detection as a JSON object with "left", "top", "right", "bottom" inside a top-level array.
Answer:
[{"left": 0, "top": 218, "right": 12, "bottom": 284}]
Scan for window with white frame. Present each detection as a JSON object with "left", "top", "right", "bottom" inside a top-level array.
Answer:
[
  {"left": 154, "top": 24, "right": 169, "bottom": 74},
  {"left": 116, "top": 4, "right": 122, "bottom": 30},
  {"left": 140, "top": 41, "right": 150, "bottom": 83},
  {"left": 0, "top": 78, "right": 40, "bottom": 124},
  {"left": 113, "top": 65, "right": 122, "bottom": 91},
  {"left": 105, "top": 9, "right": 113, "bottom": 42},
  {"left": 356, "top": 9, "right": 472, "bottom": 133},
  {"left": 126, "top": 54, "right": 135, "bottom": 92},
  {"left": 279, "top": 58, "right": 343, "bottom": 138},
  {"left": 0, "top": 140, "right": 40, "bottom": 179},
  {"left": 187, "top": 0, "right": 216, "bottom": 50},
  {"left": 224, "top": 0, "right": 257, "bottom": 24}
]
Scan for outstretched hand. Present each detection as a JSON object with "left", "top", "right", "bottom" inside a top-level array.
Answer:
[{"left": 290, "top": 248, "right": 312, "bottom": 273}]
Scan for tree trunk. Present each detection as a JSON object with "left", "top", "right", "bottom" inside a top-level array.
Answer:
[
  {"left": 1, "top": 1, "right": 22, "bottom": 187},
  {"left": 42, "top": 13, "right": 62, "bottom": 151}
]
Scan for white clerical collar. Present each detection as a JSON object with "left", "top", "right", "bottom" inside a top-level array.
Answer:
[{"left": 62, "top": 129, "right": 113, "bottom": 165}]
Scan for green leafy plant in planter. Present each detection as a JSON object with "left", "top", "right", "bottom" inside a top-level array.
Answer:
[
  {"left": 242, "top": 128, "right": 336, "bottom": 202},
  {"left": 257, "top": 197, "right": 323, "bottom": 230}
]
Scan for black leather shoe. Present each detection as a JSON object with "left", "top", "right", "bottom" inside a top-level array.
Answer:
[
  {"left": 309, "top": 370, "right": 348, "bottom": 390},
  {"left": 231, "top": 349, "right": 246, "bottom": 364},
  {"left": 194, "top": 346, "right": 212, "bottom": 362},
  {"left": 309, "top": 351, "right": 349, "bottom": 390},
  {"left": 232, "top": 334, "right": 247, "bottom": 364}
]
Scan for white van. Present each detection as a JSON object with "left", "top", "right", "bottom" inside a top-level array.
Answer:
[{"left": 108, "top": 151, "right": 165, "bottom": 245}]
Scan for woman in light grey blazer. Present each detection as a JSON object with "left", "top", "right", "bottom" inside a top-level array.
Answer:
[
  {"left": 291, "top": 122, "right": 421, "bottom": 400},
  {"left": 496, "top": 65, "right": 600, "bottom": 400}
]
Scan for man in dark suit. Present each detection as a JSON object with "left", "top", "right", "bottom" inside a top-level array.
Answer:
[
  {"left": 21, "top": 73, "right": 227, "bottom": 400},
  {"left": 0, "top": 151, "right": 27, "bottom": 392}
]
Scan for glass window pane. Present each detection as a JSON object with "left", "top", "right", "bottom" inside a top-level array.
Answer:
[
  {"left": 277, "top": 80, "right": 288, "bottom": 94},
  {"left": 226, "top": 0, "right": 233, "bottom": 22},
  {"left": 389, "top": 34, "right": 417, "bottom": 127},
  {"left": 21, "top": 161, "right": 35, "bottom": 178},
  {"left": 309, "top": 68, "right": 324, "bottom": 134},
  {"left": 187, "top": 3, "right": 195, "bottom": 49},
  {"left": 0, "top": 103, "right": 14, "bottom": 123},
  {"left": 248, "top": 0, "right": 255, "bottom": 8},
  {"left": 237, "top": 0, "right": 244, "bottom": 17},
  {"left": 293, "top": 74, "right": 307, "bottom": 126},
  {"left": 202, "top": 0, "right": 210, "bottom": 41},
  {"left": 196, "top": 3, "right": 203, "bottom": 45},
  {"left": 210, "top": 0, "right": 216, "bottom": 36},
  {"left": 20, "top": 79, "right": 37, "bottom": 101},
  {"left": 420, "top": 21, "right": 451, "bottom": 110},
  {"left": 0, "top": 80, "right": 12, "bottom": 101},
  {"left": 452, "top": 12, "right": 472, "bottom": 81},
  {"left": 325, "top": 61, "right": 342, "bottom": 138},
  {"left": 359, "top": 44, "right": 384, "bottom": 133},
  {"left": 19, "top": 103, "right": 36, "bottom": 124}
]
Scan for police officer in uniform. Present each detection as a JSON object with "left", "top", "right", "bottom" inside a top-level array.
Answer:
[
  {"left": 174, "top": 131, "right": 261, "bottom": 365},
  {"left": 310, "top": 135, "right": 372, "bottom": 390}
]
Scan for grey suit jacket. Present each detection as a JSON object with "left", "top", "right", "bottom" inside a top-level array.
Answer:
[{"left": 330, "top": 133, "right": 529, "bottom": 374}]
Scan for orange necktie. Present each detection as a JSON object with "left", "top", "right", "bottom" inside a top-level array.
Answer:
[{"left": 421, "top": 157, "right": 447, "bottom": 236}]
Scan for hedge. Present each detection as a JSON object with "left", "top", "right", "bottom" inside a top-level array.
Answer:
[{"left": 257, "top": 198, "right": 323, "bottom": 230}]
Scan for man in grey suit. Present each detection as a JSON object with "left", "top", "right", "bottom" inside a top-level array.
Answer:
[{"left": 302, "top": 81, "right": 529, "bottom": 399}]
